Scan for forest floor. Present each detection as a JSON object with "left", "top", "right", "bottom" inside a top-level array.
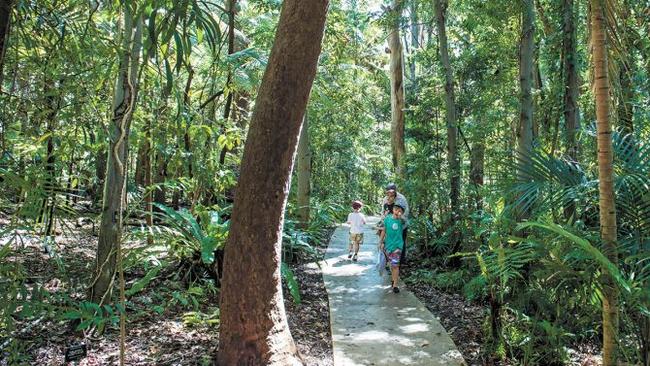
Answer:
[
  {"left": 401, "top": 253, "right": 602, "bottom": 366},
  {"left": 1, "top": 214, "right": 334, "bottom": 366},
  {"left": 282, "top": 234, "right": 335, "bottom": 366},
  {"left": 3, "top": 213, "right": 604, "bottom": 366}
]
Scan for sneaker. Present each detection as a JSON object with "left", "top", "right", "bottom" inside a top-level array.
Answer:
[
  {"left": 392, "top": 287, "right": 400, "bottom": 293},
  {"left": 352, "top": 254, "right": 358, "bottom": 262}
]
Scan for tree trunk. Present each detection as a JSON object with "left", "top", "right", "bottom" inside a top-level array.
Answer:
[
  {"left": 134, "top": 141, "right": 146, "bottom": 186},
  {"left": 90, "top": 5, "right": 142, "bottom": 306},
  {"left": 153, "top": 71, "right": 172, "bottom": 208},
  {"left": 563, "top": 0, "right": 580, "bottom": 161},
  {"left": 434, "top": 0, "right": 461, "bottom": 251},
  {"left": 389, "top": 0, "right": 406, "bottom": 176},
  {"left": 217, "top": 0, "right": 328, "bottom": 364},
  {"left": 562, "top": 0, "right": 579, "bottom": 221},
  {"left": 469, "top": 139, "right": 484, "bottom": 212},
  {"left": 218, "top": 43, "right": 252, "bottom": 163},
  {"left": 517, "top": 0, "right": 535, "bottom": 220},
  {"left": 296, "top": 114, "right": 311, "bottom": 228},
  {"left": 144, "top": 105, "right": 153, "bottom": 245},
  {"left": 590, "top": 1, "right": 619, "bottom": 364},
  {"left": 94, "top": 146, "right": 107, "bottom": 203},
  {"left": 0, "top": 0, "right": 13, "bottom": 89},
  {"left": 41, "top": 82, "right": 61, "bottom": 237},
  {"left": 617, "top": 62, "right": 634, "bottom": 135},
  {"left": 182, "top": 65, "right": 194, "bottom": 179},
  {"left": 408, "top": 0, "right": 419, "bottom": 82}
]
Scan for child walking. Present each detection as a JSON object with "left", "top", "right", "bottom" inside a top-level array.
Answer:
[
  {"left": 346, "top": 200, "right": 366, "bottom": 262},
  {"left": 379, "top": 204, "right": 405, "bottom": 293}
]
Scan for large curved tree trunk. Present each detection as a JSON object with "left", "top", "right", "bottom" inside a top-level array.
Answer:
[
  {"left": 591, "top": 1, "right": 619, "bottom": 365},
  {"left": 389, "top": 0, "right": 406, "bottom": 176},
  {"left": 217, "top": 1, "right": 328, "bottom": 364}
]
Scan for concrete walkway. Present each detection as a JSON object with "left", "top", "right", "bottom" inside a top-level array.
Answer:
[{"left": 322, "top": 217, "right": 465, "bottom": 366}]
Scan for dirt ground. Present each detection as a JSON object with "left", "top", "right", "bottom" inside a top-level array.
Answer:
[
  {"left": 401, "top": 257, "right": 602, "bottom": 366},
  {"left": 1, "top": 215, "right": 334, "bottom": 366}
]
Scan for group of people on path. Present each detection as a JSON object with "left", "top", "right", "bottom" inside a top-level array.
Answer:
[{"left": 345, "top": 183, "right": 409, "bottom": 294}]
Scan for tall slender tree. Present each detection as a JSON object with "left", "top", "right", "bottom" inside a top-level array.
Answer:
[
  {"left": 591, "top": 1, "right": 619, "bottom": 364},
  {"left": 617, "top": 5, "right": 635, "bottom": 135},
  {"left": 434, "top": 0, "right": 461, "bottom": 251},
  {"left": 217, "top": 0, "right": 328, "bottom": 364},
  {"left": 296, "top": 114, "right": 311, "bottom": 228},
  {"left": 389, "top": 0, "right": 406, "bottom": 176},
  {"left": 408, "top": 0, "right": 419, "bottom": 82},
  {"left": 0, "top": 0, "right": 13, "bottom": 88},
  {"left": 562, "top": 0, "right": 580, "bottom": 220},
  {"left": 517, "top": 0, "right": 535, "bottom": 220},
  {"left": 563, "top": 0, "right": 580, "bottom": 161},
  {"left": 469, "top": 132, "right": 484, "bottom": 212},
  {"left": 89, "top": 4, "right": 143, "bottom": 306}
]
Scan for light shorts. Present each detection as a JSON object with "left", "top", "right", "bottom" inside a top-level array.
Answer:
[
  {"left": 388, "top": 249, "right": 402, "bottom": 267},
  {"left": 349, "top": 233, "right": 364, "bottom": 246}
]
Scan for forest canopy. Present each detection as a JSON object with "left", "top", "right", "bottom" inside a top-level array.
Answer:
[{"left": 0, "top": 0, "right": 649, "bottom": 365}]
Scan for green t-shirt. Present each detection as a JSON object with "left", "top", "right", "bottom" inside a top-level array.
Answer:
[{"left": 383, "top": 215, "right": 404, "bottom": 253}]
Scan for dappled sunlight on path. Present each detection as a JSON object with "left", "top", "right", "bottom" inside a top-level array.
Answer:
[{"left": 322, "top": 217, "right": 465, "bottom": 365}]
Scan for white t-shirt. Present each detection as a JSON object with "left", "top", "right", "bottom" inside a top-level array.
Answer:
[{"left": 347, "top": 212, "right": 366, "bottom": 234}]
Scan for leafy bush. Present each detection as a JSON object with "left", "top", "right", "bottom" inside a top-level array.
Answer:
[{"left": 152, "top": 203, "right": 229, "bottom": 265}]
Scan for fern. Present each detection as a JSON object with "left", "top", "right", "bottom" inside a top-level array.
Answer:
[{"left": 281, "top": 262, "right": 301, "bottom": 304}]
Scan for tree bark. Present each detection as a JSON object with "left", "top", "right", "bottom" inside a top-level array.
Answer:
[
  {"left": 0, "top": 0, "right": 13, "bottom": 89},
  {"left": 219, "top": 0, "right": 249, "bottom": 165},
  {"left": 590, "top": 1, "right": 619, "bottom": 364},
  {"left": 182, "top": 65, "right": 194, "bottom": 178},
  {"left": 94, "top": 145, "right": 107, "bottom": 203},
  {"left": 134, "top": 141, "right": 146, "bottom": 186},
  {"left": 217, "top": 0, "right": 328, "bottom": 364},
  {"left": 389, "top": 0, "right": 406, "bottom": 176},
  {"left": 408, "top": 0, "right": 419, "bottom": 82},
  {"left": 469, "top": 139, "right": 484, "bottom": 212},
  {"left": 563, "top": 0, "right": 580, "bottom": 161},
  {"left": 144, "top": 96, "right": 153, "bottom": 245},
  {"left": 517, "top": 0, "right": 535, "bottom": 220},
  {"left": 89, "top": 5, "right": 142, "bottom": 306},
  {"left": 153, "top": 151, "right": 167, "bottom": 205},
  {"left": 296, "top": 114, "right": 311, "bottom": 228},
  {"left": 434, "top": 0, "right": 461, "bottom": 251}
]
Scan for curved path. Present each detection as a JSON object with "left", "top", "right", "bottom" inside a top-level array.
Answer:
[{"left": 322, "top": 217, "right": 465, "bottom": 366}]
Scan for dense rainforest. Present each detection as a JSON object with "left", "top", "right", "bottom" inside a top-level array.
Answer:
[{"left": 0, "top": 0, "right": 649, "bottom": 365}]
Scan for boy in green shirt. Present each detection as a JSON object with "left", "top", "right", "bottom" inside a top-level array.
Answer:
[{"left": 379, "top": 204, "right": 405, "bottom": 293}]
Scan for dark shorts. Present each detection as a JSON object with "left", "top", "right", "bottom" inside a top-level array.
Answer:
[{"left": 388, "top": 249, "right": 402, "bottom": 267}]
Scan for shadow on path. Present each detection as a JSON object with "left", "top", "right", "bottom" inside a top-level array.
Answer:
[{"left": 322, "top": 217, "right": 465, "bottom": 366}]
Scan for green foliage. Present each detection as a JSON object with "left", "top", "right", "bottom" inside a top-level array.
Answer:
[
  {"left": 182, "top": 309, "right": 220, "bottom": 327},
  {"left": 405, "top": 268, "right": 470, "bottom": 293},
  {"left": 463, "top": 275, "right": 488, "bottom": 302},
  {"left": 62, "top": 301, "right": 121, "bottom": 333},
  {"left": 152, "top": 203, "right": 229, "bottom": 265},
  {"left": 281, "top": 262, "right": 301, "bottom": 305},
  {"left": 1, "top": 0, "right": 649, "bottom": 362}
]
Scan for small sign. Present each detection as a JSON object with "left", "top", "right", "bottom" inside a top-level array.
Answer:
[{"left": 64, "top": 343, "right": 87, "bottom": 362}]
